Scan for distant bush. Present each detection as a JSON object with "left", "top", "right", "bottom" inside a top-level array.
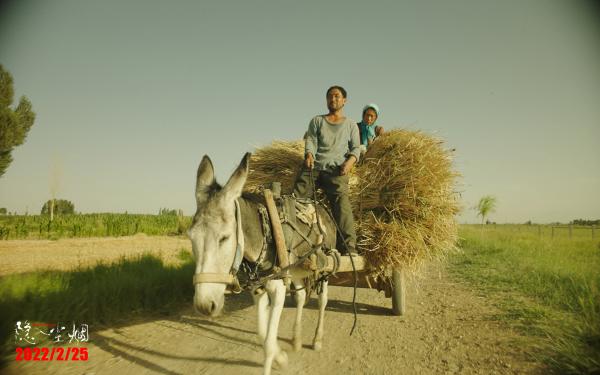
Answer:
[{"left": 41, "top": 199, "right": 75, "bottom": 215}]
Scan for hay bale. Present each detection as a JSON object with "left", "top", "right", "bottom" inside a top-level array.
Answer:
[
  {"left": 245, "top": 129, "right": 460, "bottom": 278},
  {"left": 245, "top": 140, "right": 360, "bottom": 194},
  {"left": 354, "top": 129, "right": 460, "bottom": 276},
  {"left": 245, "top": 140, "right": 304, "bottom": 193}
]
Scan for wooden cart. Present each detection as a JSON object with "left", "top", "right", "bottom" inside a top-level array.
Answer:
[
  {"left": 323, "top": 255, "right": 406, "bottom": 316},
  {"left": 264, "top": 185, "right": 406, "bottom": 316}
]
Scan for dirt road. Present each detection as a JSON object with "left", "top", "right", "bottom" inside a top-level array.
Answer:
[{"left": 3, "top": 236, "right": 542, "bottom": 374}]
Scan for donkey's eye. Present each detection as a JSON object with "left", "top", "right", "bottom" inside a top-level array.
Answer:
[{"left": 219, "top": 235, "right": 230, "bottom": 245}]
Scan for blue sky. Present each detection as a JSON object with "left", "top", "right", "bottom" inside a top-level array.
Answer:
[{"left": 1, "top": 0, "right": 599, "bottom": 223}]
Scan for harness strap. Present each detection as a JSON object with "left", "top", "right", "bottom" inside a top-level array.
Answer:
[
  {"left": 231, "top": 199, "right": 244, "bottom": 274},
  {"left": 257, "top": 204, "right": 271, "bottom": 265},
  {"left": 283, "top": 219, "right": 322, "bottom": 249},
  {"left": 193, "top": 273, "right": 235, "bottom": 285}
]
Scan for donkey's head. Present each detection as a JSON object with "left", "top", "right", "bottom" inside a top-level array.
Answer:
[{"left": 189, "top": 153, "right": 250, "bottom": 317}]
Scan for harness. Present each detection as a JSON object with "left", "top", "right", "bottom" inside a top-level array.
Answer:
[
  {"left": 240, "top": 194, "right": 336, "bottom": 292},
  {"left": 192, "top": 194, "right": 337, "bottom": 293}
]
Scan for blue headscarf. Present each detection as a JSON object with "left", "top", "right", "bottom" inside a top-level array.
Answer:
[{"left": 358, "top": 103, "right": 380, "bottom": 147}]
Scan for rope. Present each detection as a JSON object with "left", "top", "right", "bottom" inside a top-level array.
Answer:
[{"left": 242, "top": 242, "right": 323, "bottom": 289}]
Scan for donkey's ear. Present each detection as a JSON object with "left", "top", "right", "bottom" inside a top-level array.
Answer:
[
  {"left": 222, "top": 152, "right": 250, "bottom": 201},
  {"left": 196, "top": 155, "right": 215, "bottom": 206}
]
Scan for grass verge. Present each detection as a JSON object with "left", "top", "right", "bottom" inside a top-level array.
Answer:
[
  {"left": 449, "top": 225, "right": 600, "bottom": 374},
  {"left": 0, "top": 250, "right": 195, "bottom": 367}
]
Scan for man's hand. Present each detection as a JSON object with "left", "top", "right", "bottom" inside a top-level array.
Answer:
[
  {"left": 339, "top": 155, "right": 357, "bottom": 176},
  {"left": 305, "top": 153, "right": 315, "bottom": 169}
]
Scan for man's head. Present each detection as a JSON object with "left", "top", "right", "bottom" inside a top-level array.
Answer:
[{"left": 326, "top": 85, "right": 347, "bottom": 112}]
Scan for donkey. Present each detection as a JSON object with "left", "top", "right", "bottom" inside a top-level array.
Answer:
[{"left": 189, "top": 153, "right": 337, "bottom": 375}]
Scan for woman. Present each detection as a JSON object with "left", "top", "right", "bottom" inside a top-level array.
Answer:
[{"left": 357, "top": 103, "right": 384, "bottom": 152}]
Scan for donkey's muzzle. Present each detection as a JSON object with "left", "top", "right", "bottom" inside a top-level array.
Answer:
[
  {"left": 194, "top": 299, "right": 220, "bottom": 316},
  {"left": 193, "top": 288, "right": 225, "bottom": 317}
]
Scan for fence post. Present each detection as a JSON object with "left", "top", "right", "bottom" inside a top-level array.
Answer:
[
  {"left": 538, "top": 225, "right": 541, "bottom": 238},
  {"left": 569, "top": 225, "right": 573, "bottom": 239},
  {"left": 593, "top": 226, "right": 596, "bottom": 239},
  {"left": 552, "top": 226, "right": 554, "bottom": 239}
]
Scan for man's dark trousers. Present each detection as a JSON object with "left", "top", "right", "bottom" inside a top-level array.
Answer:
[{"left": 293, "top": 167, "right": 356, "bottom": 254}]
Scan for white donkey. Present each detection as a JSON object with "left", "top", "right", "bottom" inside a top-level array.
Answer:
[{"left": 189, "top": 153, "right": 337, "bottom": 375}]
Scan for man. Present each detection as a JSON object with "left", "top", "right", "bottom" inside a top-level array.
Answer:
[{"left": 293, "top": 85, "right": 361, "bottom": 255}]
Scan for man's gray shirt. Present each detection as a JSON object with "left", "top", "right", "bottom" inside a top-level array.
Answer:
[{"left": 305, "top": 115, "right": 361, "bottom": 172}]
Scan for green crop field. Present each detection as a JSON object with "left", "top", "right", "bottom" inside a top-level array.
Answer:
[
  {"left": 0, "top": 213, "right": 192, "bottom": 240},
  {"left": 0, "top": 251, "right": 195, "bottom": 366},
  {"left": 451, "top": 224, "right": 600, "bottom": 374}
]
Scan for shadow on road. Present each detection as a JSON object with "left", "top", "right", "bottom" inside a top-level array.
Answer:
[
  {"left": 93, "top": 331, "right": 262, "bottom": 374},
  {"left": 302, "top": 297, "right": 392, "bottom": 316}
]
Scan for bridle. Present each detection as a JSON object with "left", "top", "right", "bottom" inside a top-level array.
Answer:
[{"left": 192, "top": 200, "right": 244, "bottom": 290}]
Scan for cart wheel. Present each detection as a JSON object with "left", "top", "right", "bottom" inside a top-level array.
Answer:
[{"left": 391, "top": 268, "right": 406, "bottom": 316}]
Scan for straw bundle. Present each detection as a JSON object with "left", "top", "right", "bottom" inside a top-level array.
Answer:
[
  {"left": 245, "top": 140, "right": 304, "bottom": 194},
  {"left": 245, "top": 140, "right": 360, "bottom": 194},
  {"left": 353, "top": 129, "right": 460, "bottom": 276},
  {"left": 244, "top": 129, "right": 460, "bottom": 277}
]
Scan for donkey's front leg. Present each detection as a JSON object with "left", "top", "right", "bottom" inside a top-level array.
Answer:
[
  {"left": 252, "top": 288, "right": 270, "bottom": 343},
  {"left": 263, "top": 279, "right": 288, "bottom": 375},
  {"left": 291, "top": 278, "right": 306, "bottom": 352},
  {"left": 312, "top": 279, "right": 328, "bottom": 351}
]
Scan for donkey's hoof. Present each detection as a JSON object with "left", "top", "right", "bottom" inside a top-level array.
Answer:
[
  {"left": 274, "top": 349, "right": 288, "bottom": 368},
  {"left": 312, "top": 341, "right": 322, "bottom": 351}
]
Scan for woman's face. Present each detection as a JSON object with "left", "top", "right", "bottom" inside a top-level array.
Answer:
[{"left": 362, "top": 108, "right": 377, "bottom": 125}]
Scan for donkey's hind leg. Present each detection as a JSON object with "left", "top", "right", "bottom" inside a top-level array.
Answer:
[
  {"left": 291, "top": 278, "right": 307, "bottom": 351},
  {"left": 312, "top": 279, "right": 328, "bottom": 351},
  {"left": 262, "top": 279, "right": 288, "bottom": 375}
]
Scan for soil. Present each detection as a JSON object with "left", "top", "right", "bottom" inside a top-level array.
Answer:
[{"left": 2, "top": 236, "right": 544, "bottom": 374}]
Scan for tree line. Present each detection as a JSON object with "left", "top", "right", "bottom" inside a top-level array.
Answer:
[
  {"left": 570, "top": 219, "right": 600, "bottom": 226},
  {"left": 1, "top": 202, "right": 185, "bottom": 216}
]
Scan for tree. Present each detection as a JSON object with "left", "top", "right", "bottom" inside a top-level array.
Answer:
[
  {"left": 0, "top": 65, "right": 36, "bottom": 178},
  {"left": 475, "top": 195, "right": 497, "bottom": 226},
  {"left": 41, "top": 199, "right": 75, "bottom": 216}
]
